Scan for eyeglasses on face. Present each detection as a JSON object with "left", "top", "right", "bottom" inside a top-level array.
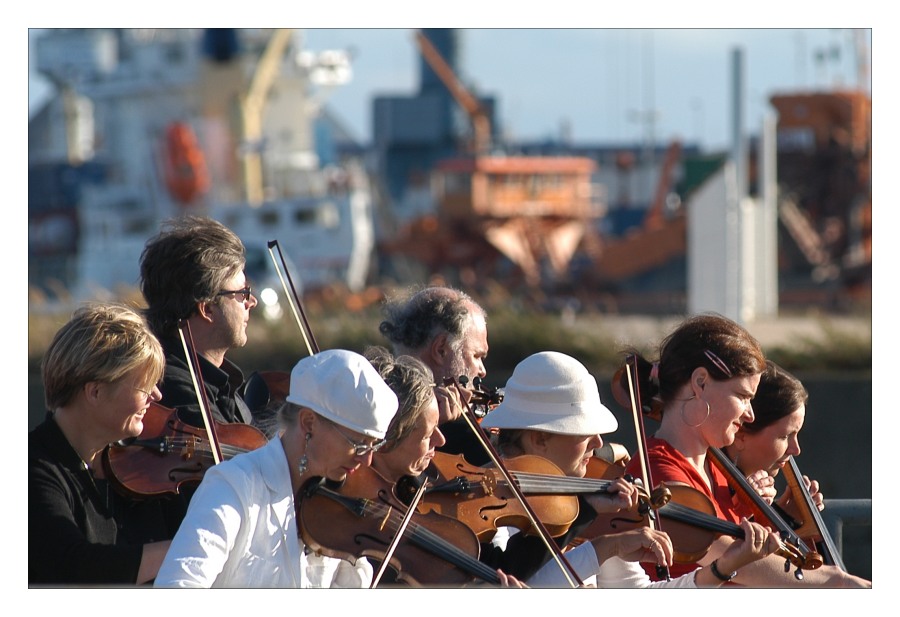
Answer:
[
  {"left": 329, "top": 421, "right": 385, "bottom": 456},
  {"left": 134, "top": 384, "right": 161, "bottom": 400},
  {"left": 216, "top": 287, "right": 253, "bottom": 303}
]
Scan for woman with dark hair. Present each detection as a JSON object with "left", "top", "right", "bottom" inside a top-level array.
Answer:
[
  {"left": 723, "top": 360, "right": 836, "bottom": 540},
  {"left": 623, "top": 313, "right": 868, "bottom": 587},
  {"left": 479, "top": 350, "right": 780, "bottom": 588}
]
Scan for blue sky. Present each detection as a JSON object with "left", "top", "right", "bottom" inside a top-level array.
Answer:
[
  {"left": 302, "top": 28, "right": 870, "bottom": 151},
  {"left": 29, "top": 27, "right": 869, "bottom": 153}
]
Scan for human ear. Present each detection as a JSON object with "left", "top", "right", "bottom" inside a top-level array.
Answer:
[
  {"left": 196, "top": 301, "right": 215, "bottom": 323},
  {"left": 83, "top": 381, "right": 103, "bottom": 404},
  {"left": 298, "top": 408, "right": 317, "bottom": 435},
  {"left": 690, "top": 367, "right": 708, "bottom": 395},
  {"left": 429, "top": 333, "right": 450, "bottom": 369}
]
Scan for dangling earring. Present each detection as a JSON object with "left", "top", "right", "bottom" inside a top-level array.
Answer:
[
  {"left": 297, "top": 432, "right": 311, "bottom": 475},
  {"left": 681, "top": 396, "right": 711, "bottom": 428}
]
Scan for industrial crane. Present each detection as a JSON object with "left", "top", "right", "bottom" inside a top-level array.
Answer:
[
  {"left": 238, "top": 28, "right": 294, "bottom": 206},
  {"left": 382, "top": 30, "right": 602, "bottom": 288},
  {"left": 414, "top": 30, "right": 491, "bottom": 155}
]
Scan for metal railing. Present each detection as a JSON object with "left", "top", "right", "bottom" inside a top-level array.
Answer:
[{"left": 822, "top": 498, "right": 872, "bottom": 559}]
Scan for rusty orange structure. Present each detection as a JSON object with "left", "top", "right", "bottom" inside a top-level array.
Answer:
[{"left": 382, "top": 31, "right": 602, "bottom": 288}]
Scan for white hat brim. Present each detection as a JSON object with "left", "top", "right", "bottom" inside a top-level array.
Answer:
[{"left": 481, "top": 395, "right": 618, "bottom": 435}]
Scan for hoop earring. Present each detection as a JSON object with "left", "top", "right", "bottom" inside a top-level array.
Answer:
[
  {"left": 297, "top": 432, "right": 312, "bottom": 475},
  {"left": 681, "top": 396, "right": 710, "bottom": 428}
]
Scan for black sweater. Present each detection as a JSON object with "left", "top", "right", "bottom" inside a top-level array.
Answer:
[{"left": 29, "top": 417, "right": 148, "bottom": 585}]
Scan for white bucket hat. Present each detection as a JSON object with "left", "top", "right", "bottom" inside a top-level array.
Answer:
[
  {"left": 286, "top": 349, "right": 398, "bottom": 439},
  {"left": 481, "top": 351, "right": 618, "bottom": 435}
]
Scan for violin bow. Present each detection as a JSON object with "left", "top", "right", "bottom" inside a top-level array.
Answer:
[
  {"left": 370, "top": 477, "right": 432, "bottom": 588},
  {"left": 177, "top": 319, "right": 224, "bottom": 465},
  {"left": 623, "top": 354, "right": 672, "bottom": 581},
  {"left": 454, "top": 376, "right": 584, "bottom": 588},
  {"left": 782, "top": 456, "right": 847, "bottom": 571},
  {"left": 267, "top": 239, "right": 320, "bottom": 355},
  {"left": 708, "top": 446, "right": 819, "bottom": 577}
]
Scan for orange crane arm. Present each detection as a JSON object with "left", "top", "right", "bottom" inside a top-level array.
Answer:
[
  {"left": 644, "top": 140, "right": 682, "bottom": 230},
  {"left": 414, "top": 30, "right": 490, "bottom": 154}
]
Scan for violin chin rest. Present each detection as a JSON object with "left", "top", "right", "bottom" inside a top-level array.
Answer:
[{"left": 395, "top": 474, "right": 425, "bottom": 505}]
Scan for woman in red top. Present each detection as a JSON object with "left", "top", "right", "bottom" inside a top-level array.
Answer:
[{"left": 623, "top": 313, "right": 869, "bottom": 587}]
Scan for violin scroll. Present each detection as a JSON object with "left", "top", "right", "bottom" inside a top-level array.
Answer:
[{"left": 455, "top": 375, "right": 503, "bottom": 418}]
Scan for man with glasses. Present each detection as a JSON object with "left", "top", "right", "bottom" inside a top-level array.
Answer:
[{"left": 140, "top": 216, "right": 261, "bottom": 431}]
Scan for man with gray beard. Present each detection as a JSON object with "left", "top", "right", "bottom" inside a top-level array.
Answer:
[{"left": 378, "top": 285, "right": 492, "bottom": 465}]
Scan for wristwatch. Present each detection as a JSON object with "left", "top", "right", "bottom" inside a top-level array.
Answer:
[{"left": 710, "top": 559, "right": 738, "bottom": 582}]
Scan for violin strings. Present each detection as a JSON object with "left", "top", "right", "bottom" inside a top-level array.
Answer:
[
  {"left": 114, "top": 439, "right": 251, "bottom": 460},
  {"left": 659, "top": 501, "right": 802, "bottom": 563},
  {"left": 319, "top": 488, "right": 500, "bottom": 583},
  {"left": 509, "top": 471, "right": 612, "bottom": 494}
]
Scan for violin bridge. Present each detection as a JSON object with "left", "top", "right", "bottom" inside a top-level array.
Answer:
[
  {"left": 184, "top": 437, "right": 197, "bottom": 459},
  {"left": 379, "top": 506, "right": 393, "bottom": 532},
  {"left": 483, "top": 475, "right": 497, "bottom": 496}
]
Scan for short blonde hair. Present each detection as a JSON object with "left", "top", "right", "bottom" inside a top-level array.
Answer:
[{"left": 42, "top": 303, "right": 165, "bottom": 411}]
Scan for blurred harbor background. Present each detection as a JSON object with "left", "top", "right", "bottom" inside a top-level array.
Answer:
[{"left": 27, "top": 27, "right": 873, "bottom": 580}]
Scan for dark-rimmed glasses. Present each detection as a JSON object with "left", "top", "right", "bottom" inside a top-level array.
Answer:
[
  {"left": 329, "top": 422, "right": 386, "bottom": 456},
  {"left": 216, "top": 287, "right": 253, "bottom": 303}
]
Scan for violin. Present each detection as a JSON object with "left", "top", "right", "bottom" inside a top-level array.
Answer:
[
  {"left": 296, "top": 463, "right": 503, "bottom": 586},
  {"left": 708, "top": 447, "right": 823, "bottom": 577},
  {"left": 241, "top": 370, "right": 290, "bottom": 412},
  {"left": 102, "top": 401, "right": 267, "bottom": 499},
  {"left": 577, "top": 479, "right": 809, "bottom": 567},
  {"left": 585, "top": 443, "right": 632, "bottom": 480},
  {"left": 103, "top": 319, "right": 268, "bottom": 499},
  {"left": 415, "top": 452, "right": 581, "bottom": 541},
  {"left": 434, "top": 377, "right": 586, "bottom": 587},
  {"left": 466, "top": 376, "right": 504, "bottom": 419},
  {"left": 782, "top": 456, "right": 847, "bottom": 571}
]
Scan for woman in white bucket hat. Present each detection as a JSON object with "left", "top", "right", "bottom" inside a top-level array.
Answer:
[
  {"left": 480, "top": 351, "right": 781, "bottom": 588},
  {"left": 156, "top": 349, "right": 399, "bottom": 588}
]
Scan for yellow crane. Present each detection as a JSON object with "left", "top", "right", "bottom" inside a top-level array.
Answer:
[{"left": 238, "top": 28, "right": 294, "bottom": 206}]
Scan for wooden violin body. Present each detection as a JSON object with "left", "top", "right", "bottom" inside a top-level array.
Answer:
[
  {"left": 782, "top": 456, "right": 847, "bottom": 571},
  {"left": 585, "top": 442, "right": 632, "bottom": 480},
  {"left": 296, "top": 464, "right": 501, "bottom": 586},
  {"left": 708, "top": 447, "right": 823, "bottom": 574},
  {"left": 102, "top": 401, "right": 267, "bottom": 499},
  {"left": 417, "top": 452, "right": 581, "bottom": 542}
]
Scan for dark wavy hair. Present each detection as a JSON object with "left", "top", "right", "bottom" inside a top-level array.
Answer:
[
  {"left": 741, "top": 360, "right": 808, "bottom": 433},
  {"left": 140, "top": 216, "right": 246, "bottom": 337},
  {"left": 620, "top": 313, "right": 767, "bottom": 418}
]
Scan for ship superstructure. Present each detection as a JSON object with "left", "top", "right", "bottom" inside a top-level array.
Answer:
[{"left": 29, "top": 28, "right": 373, "bottom": 305}]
